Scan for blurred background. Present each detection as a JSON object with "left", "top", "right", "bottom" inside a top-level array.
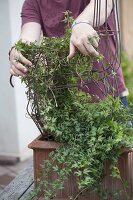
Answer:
[{"left": 0, "top": 0, "right": 133, "bottom": 193}]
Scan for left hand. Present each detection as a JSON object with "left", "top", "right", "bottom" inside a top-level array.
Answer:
[{"left": 67, "top": 23, "right": 99, "bottom": 60}]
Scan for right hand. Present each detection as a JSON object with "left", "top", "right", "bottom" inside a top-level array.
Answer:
[
  {"left": 9, "top": 47, "right": 32, "bottom": 77},
  {"left": 67, "top": 23, "right": 99, "bottom": 60}
]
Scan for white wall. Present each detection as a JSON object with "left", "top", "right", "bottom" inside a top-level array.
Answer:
[{"left": 0, "top": 0, "right": 39, "bottom": 161}]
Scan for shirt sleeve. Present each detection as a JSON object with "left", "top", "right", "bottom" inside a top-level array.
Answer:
[{"left": 21, "top": 0, "right": 41, "bottom": 26}]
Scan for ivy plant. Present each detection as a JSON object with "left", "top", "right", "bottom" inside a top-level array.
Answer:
[{"left": 15, "top": 12, "right": 133, "bottom": 200}]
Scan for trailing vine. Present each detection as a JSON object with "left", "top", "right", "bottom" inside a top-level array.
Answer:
[{"left": 15, "top": 12, "right": 133, "bottom": 200}]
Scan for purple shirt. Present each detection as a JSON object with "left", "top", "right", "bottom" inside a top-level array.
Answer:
[{"left": 21, "top": 0, "right": 127, "bottom": 98}]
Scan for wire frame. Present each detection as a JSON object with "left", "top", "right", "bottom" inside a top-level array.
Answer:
[
  {"left": 22, "top": 0, "right": 123, "bottom": 136},
  {"left": 87, "top": 0, "right": 122, "bottom": 100}
]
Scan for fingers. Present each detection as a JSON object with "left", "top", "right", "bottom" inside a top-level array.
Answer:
[
  {"left": 88, "top": 37, "right": 99, "bottom": 49},
  {"left": 85, "top": 38, "right": 99, "bottom": 57},
  {"left": 68, "top": 23, "right": 100, "bottom": 59},
  {"left": 67, "top": 42, "right": 76, "bottom": 60},
  {"left": 69, "top": 36, "right": 99, "bottom": 58},
  {"left": 10, "top": 66, "right": 25, "bottom": 77},
  {"left": 10, "top": 60, "right": 28, "bottom": 77},
  {"left": 10, "top": 59, "right": 28, "bottom": 77},
  {"left": 19, "top": 53, "right": 32, "bottom": 66},
  {"left": 9, "top": 47, "right": 32, "bottom": 77},
  {"left": 11, "top": 59, "right": 28, "bottom": 72},
  {"left": 10, "top": 68, "right": 18, "bottom": 77}
]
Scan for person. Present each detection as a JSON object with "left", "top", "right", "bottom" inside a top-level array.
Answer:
[{"left": 9, "top": 0, "right": 129, "bottom": 105}]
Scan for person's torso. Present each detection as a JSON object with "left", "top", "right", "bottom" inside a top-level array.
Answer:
[{"left": 36, "top": 0, "right": 90, "bottom": 36}]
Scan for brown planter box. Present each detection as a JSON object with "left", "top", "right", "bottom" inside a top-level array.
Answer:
[{"left": 28, "top": 135, "right": 133, "bottom": 200}]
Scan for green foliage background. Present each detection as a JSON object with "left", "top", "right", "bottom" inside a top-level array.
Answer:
[{"left": 121, "top": 52, "right": 133, "bottom": 102}]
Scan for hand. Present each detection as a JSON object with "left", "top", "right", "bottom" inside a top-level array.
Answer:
[
  {"left": 67, "top": 23, "right": 99, "bottom": 60},
  {"left": 9, "top": 47, "right": 32, "bottom": 77}
]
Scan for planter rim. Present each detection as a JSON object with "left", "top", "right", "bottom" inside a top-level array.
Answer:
[
  {"left": 121, "top": 147, "right": 133, "bottom": 154},
  {"left": 28, "top": 135, "right": 133, "bottom": 154},
  {"left": 28, "top": 135, "right": 60, "bottom": 150}
]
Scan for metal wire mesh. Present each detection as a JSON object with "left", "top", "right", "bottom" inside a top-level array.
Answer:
[{"left": 89, "top": 0, "right": 122, "bottom": 99}]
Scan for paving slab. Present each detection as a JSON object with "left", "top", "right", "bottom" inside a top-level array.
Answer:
[{"left": 0, "top": 165, "right": 33, "bottom": 200}]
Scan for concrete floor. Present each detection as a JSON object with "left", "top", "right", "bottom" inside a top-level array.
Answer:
[{"left": 0, "top": 157, "right": 32, "bottom": 194}]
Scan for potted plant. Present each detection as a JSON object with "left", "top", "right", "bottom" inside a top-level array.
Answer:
[{"left": 14, "top": 14, "right": 133, "bottom": 200}]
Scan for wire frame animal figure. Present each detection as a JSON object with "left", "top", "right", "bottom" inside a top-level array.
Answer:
[{"left": 10, "top": 0, "right": 123, "bottom": 137}]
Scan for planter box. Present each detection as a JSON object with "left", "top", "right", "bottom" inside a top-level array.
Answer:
[{"left": 28, "top": 135, "right": 133, "bottom": 200}]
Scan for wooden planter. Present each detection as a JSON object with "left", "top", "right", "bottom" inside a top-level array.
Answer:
[{"left": 28, "top": 135, "right": 133, "bottom": 200}]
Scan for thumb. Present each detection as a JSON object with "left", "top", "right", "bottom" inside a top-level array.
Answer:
[{"left": 67, "top": 42, "right": 76, "bottom": 61}]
